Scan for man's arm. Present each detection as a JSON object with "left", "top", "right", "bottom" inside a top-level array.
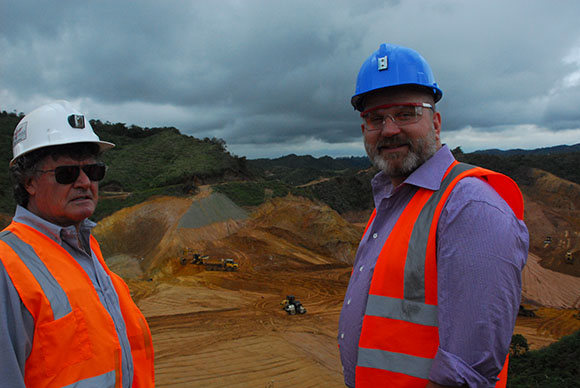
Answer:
[
  {"left": 429, "top": 178, "right": 529, "bottom": 387},
  {"left": 0, "top": 259, "right": 34, "bottom": 388}
]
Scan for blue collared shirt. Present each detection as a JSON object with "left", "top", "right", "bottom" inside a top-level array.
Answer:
[
  {"left": 338, "top": 145, "right": 529, "bottom": 387},
  {"left": 0, "top": 206, "right": 134, "bottom": 388}
]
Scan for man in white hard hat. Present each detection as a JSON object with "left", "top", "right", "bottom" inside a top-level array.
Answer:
[{"left": 0, "top": 101, "right": 155, "bottom": 387}]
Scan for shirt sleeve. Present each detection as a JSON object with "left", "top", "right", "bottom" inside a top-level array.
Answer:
[
  {"left": 0, "top": 259, "right": 35, "bottom": 388},
  {"left": 428, "top": 177, "right": 529, "bottom": 387}
]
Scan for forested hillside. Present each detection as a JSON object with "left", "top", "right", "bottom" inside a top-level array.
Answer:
[
  {"left": 453, "top": 146, "right": 580, "bottom": 187},
  {"left": 1, "top": 110, "right": 579, "bottom": 223}
]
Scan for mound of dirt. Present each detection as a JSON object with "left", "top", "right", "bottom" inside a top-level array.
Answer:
[
  {"left": 94, "top": 192, "right": 361, "bottom": 279},
  {"left": 521, "top": 169, "right": 580, "bottom": 277},
  {"left": 178, "top": 192, "right": 248, "bottom": 228},
  {"left": 93, "top": 196, "right": 194, "bottom": 276},
  {"left": 249, "top": 195, "right": 362, "bottom": 265}
]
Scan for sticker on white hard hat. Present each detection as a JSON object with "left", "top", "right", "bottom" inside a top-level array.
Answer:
[
  {"left": 68, "top": 114, "right": 85, "bottom": 129},
  {"left": 13, "top": 122, "right": 27, "bottom": 147}
]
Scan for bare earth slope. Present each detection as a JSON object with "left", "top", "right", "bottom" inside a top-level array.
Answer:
[
  {"left": 95, "top": 193, "right": 359, "bottom": 387},
  {"left": 522, "top": 253, "right": 580, "bottom": 309}
]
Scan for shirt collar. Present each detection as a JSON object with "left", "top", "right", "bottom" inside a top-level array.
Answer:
[
  {"left": 403, "top": 144, "right": 455, "bottom": 190},
  {"left": 371, "top": 144, "right": 456, "bottom": 198},
  {"left": 13, "top": 205, "right": 96, "bottom": 245}
]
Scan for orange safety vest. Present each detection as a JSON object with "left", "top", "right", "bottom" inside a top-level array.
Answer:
[
  {"left": 0, "top": 221, "right": 155, "bottom": 388},
  {"left": 356, "top": 162, "right": 524, "bottom": 387}
]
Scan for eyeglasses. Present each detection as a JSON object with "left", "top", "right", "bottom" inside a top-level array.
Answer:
[
  {"left": 360, "top": 102, "right": 433, "bottom": 131},
  {"left": 36, "top": 163, "right": 107, "bottom": 184}
]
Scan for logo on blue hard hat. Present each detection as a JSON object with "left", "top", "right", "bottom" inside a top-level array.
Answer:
[{"left": 378, "top": 56, "right": 388, "bottom": 71}]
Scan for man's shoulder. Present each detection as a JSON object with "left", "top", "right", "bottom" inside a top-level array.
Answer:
[{"left": 446, "top": 174, "right": 513, "bottom": 213}]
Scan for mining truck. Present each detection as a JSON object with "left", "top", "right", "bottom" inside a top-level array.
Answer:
[
  {"left": 281, "top": 295, "right": 307, "bottom": 315},
  {"left": 204, "top": 258, "right": 239, "bottom": 272}
]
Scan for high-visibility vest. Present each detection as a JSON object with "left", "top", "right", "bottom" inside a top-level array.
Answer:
[
  {"left": 0, "top": 221, "right": 155, "bottom": 388},
  {"left": 356, "top": 162, "right": 524, "bottom": 387}
]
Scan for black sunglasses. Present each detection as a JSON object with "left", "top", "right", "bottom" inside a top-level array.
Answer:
[{"left": 36, "top": 163, "right": 107, "bottom": 184}]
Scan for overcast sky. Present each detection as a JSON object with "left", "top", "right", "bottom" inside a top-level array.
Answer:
[{"left": 2, "top": 1, "right": 580, "bottom": 159}]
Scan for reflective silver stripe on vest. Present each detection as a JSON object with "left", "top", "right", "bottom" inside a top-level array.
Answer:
[
  {"left": 404, "top": 163, "right": 475, "bottom": 302},
  {"left": 62, "top": 370, "right": 116, "bottom": 388},
  {"left": 365, "top": 294, "right": 438, "bottom": 326},
  {"left": 358, "top": 347, "right": 434, "bottom": 379},
  {"left": 0, "top": 230, "right": 72, "bottom": 320}
]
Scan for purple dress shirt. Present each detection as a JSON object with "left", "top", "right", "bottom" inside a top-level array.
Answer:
[{"left": 338, "top": 145, "right": 529, "bottom": 387}]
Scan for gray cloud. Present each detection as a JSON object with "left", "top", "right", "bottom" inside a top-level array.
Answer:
[{"left": 2, "top": 0, "right": 580, "bottom": 158}]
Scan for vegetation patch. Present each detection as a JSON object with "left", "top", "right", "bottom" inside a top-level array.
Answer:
[{"left": 508, "top": 329, "right": 580, "bottom": 387}]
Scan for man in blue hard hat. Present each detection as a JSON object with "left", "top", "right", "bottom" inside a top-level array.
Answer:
[{"left": 338, "top": 43, "right": 529, "bottom": 387}]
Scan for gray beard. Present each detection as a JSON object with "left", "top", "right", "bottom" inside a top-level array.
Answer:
[{"left": 364, "top": 128, "right": 438, "bottom": 179}]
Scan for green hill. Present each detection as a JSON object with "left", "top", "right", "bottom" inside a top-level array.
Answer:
[
  {"left": 452, "top": 146, "right": 580, "bottom": 186},
  {"left": 2, "top": 110, "right": 580, "bottom": 224},
  {"left": 247, "top": 154, "right": 370, "bottom": 186}
]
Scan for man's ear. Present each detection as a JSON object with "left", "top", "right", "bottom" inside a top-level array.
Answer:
[
  {"left": 432, "top": 111, "right": 442, "bottom": 141},
  {"left": 24, "top": 176, "right": 37, "bottom": 196}
]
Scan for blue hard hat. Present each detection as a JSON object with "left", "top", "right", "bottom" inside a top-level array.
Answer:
[{"left": 351, "top": 43, "right": 443, "bottom": 111}]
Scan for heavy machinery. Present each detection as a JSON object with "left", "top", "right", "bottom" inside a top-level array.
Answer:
[
  {"left": 204, "top": 258, "right": 239, "bottom": 272},
  {"left": 281, "top": 295, "right": 307, "bottom": 315},
  {"left": 179, "top": 248, "right": 208, "bottom": 265},
  {"left": 565, "top": 250, "right": 574, "bottom": 264},
  {"left": 518, "top": 305, "right": 537, "bottom": 317}
]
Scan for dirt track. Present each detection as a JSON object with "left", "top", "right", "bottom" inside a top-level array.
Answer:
[
  {"left": 135, "top": 265, "right": 350, "bottom": 387},
  {"left": 136, "top": 253, "right": 580, "bottom": 387}
]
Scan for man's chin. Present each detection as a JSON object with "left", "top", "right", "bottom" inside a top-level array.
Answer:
[
  {"left": 66, "top": 204, "right": 96, "bottom": 222},
  {"left": 373, "top": 153, "right": 419, "bottom": 177}
]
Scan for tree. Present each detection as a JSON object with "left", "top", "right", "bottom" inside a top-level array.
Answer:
[{"left": 510, "top": 334, "right": 529, "bottom": 357}]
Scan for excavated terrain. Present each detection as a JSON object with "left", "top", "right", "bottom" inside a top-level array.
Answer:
[
  {"left": 94, "top": 193, "right": 359, "bottom": 387},
  {"left": 90, "top": 185, "right": 580, "bottom": 387}
]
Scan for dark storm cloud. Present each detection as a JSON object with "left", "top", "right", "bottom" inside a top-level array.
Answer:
[{"left": 2, "top": 0, "right": 580, "bottom": 157}]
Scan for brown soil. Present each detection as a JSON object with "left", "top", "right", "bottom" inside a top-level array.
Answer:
[
  {"left": 92, "top": 187, "right": 580, "bottom": 387},
  {"left": 522, "top": 169, "right": 580, "bottom": 277}
]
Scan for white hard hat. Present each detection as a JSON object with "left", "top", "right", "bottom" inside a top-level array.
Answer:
[{"left": 10, "top": 100, "right": 115, "bottom": 166}]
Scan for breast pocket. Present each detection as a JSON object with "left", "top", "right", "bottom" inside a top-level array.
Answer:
[{"left": 37, "top": 308, "right": 93, "bottom": 376}]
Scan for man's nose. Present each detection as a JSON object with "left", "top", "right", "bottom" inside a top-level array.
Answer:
[
  {"left": 380, "top": 116, "right": 402, "bottom": 136},
  {"left": 74, "top": 168, "right": 92, "bottom": 187}
]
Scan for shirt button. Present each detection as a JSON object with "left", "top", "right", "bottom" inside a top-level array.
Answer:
[
  {"left": 340, "top": 333, "right": 345, "bottom": 339},
  {"left": 372, "top": 233, "right": 378, "bottom": 239},
  {"left": 359, "top": 265, "right": 364, "bottom": 272},
  {"left": 347, "top": 298, "right": 351, "bottom": 305}
]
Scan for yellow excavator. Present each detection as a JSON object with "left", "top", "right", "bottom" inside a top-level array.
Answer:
[{"left": 179, "top": 248, "right": 208, "bottom": 265}]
